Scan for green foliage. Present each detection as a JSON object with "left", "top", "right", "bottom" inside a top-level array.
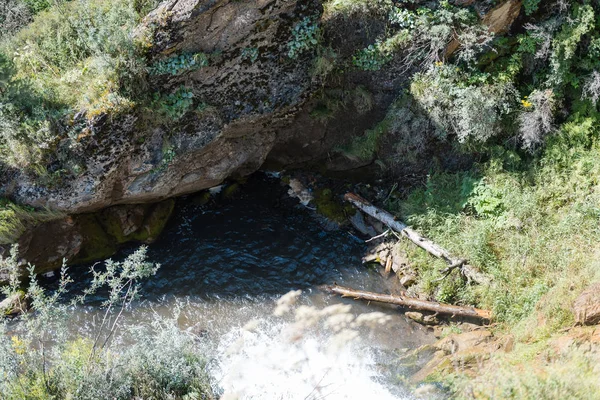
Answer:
[
  {"left": 0, "top": 0, "right": 32, "bottom": 40},
  {"left": 323, "top": 0, "right": 393, "bottom": 19},
  {"left": 411, "top": 64, "right": 516, "bottom": 144},
  {"left": 455, "top": 347, "right": 600, "bottom": 399},
  {"left": 287, "top": 17, "right": 320, "bottom": 59},
  {"left": 390, "top": 111, "right": 600, "bottom": 336},
  {"left": 523, "top": 0, "right": 541, "bottom": 16},
  {"left": 0, "top": 199, "right": 64, "bottom": 244},
  {"left": 548, "top": 4, "right": 595, "bottom": 88},
  {"left": 148, "top": 52, "right": 209, "bottom": 76},
  {"left": 0, "top": 0, "right": 156, "bottom": 169},
  {"left": 151, "top": 144, "right": 176, "bottom": 174},
  {"left": 338, "top": 120, "right": 387, "bottom": 161},
  {"left": 0, "top": 247, "right": 215, "bottom": 399},
  {"left": 353, "top": 40, "right": 393, "bottom": 71},
  {"left": 309, "top": 88, "right": 348, "bottom": 123},
  {"left": 22, "top": 0, "right": 51, "bottom": 14},
  {"left": 151, "top": 87, "right": 195, "bottom": 121}
]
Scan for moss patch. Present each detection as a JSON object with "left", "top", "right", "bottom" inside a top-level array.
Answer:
[
  {"left": 191, "top": 191, "right": 211, "bottom": 206},
  {"left": 99, "top": 200, "right": 175, "bottom": 245},
  {"left": 221, "top": 183, "right": 241, "bottom": 200},
  {"left": 313, "top": 188, "right": 354, "bottom": 224},
  {"left": 130, "top": 199, "right": 175, "bottom": 243},
  {"left": 0, "top": 199, "right": 64, "bottom": 245},
  {"left": 72, "top": 215, "right": 118, "bottom": 264}
]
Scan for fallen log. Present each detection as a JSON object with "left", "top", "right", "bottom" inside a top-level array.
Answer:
[
  {"left": 323, "top": 284, "right": 491, "bottom": 320},
  {"left": 344, "top": 193, "right": 490, "bottom": 285}
]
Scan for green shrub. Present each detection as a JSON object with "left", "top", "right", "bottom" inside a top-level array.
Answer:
[
  {"left": 0, "top": 0, "right": 157, "bottom": 169},
  {"left": 148, "top": 52, "right": 209, "bottom": 76},
  {"left": 22, "top": 0, "right": 51, "bottom": 14},
  {"left": 411, "top": 64, "right": 517, "bottom": 144},
  {"left": 390, "top": 110, "right": 600, "bottom": 334},
  {"left": 523, "top": 0, "right": 542, "bottom": 16},
  {"left": 150, "top": 86, "right": 195, "bottom": 121},
  {"left": 323, "top": 0, "right": 393, "bottom": 19},
  {"left": 0, "top": 0, "right": 32, "bottom": 40},
  {"left": 547, "top": 4, "right": 595, "bottom": 88},
  {"left": 337, "top": 120, "right": 387, "bottom": 161},
  {"left": 287, "top": 17, "right": 320, "bottom": 59},
  {"left": 0, "top": 246, "right": 216, "bottom": 399},
  {"left": 352, "top": 40, "right": 393, "bottom": 71}
]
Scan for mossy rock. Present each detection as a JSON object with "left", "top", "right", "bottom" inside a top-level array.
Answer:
[
  {"left": 192, "top": 191, "right": 211, "bottom": 206},
  {"left": 313, "top": 187, "right": 353, "bottom": 224},
  {"left": 100, "top": 205, "right": 149, "bottom": 244},
  {"left": 99, "top": 200, "right": 175, "bottom": 245},
  {"left": 1, "top": 290, "right": 27, "bottom": 316},
  {"left": 71, "top": 214, "right": 118, "bottom": 265},
  {"left": 221, "top": 183, "right": 240, "bottom": 199},
  {"left": 130, "top": 199, "right": 175, "bottom": 243}
]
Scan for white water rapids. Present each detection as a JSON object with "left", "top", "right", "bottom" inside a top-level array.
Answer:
[{"left": 212, "top": 306, "right": 413, "bottom": 400}]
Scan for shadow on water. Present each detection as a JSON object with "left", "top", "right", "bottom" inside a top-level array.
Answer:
[{"left": 65, "top": 173, "right": 382, "bottom": 303}]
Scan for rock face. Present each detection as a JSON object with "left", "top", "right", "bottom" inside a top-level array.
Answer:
[
  {"left": 7, "top": 0, "right": 323, "bottom": 213},
  {"left": 574, "top": 283, "right": 600, "bottom": 326},
  {"left": 409, "top": 329, "right": 496, "bottom": 383},
  {"left": 15, "top": 200, "right": 174, "bottom": 273},
  {"left": 5, "top": 0, "right": 405, "bottom": 214}
]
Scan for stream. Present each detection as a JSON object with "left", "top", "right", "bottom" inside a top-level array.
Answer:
[{"left": 38, "top": 174, "right": 436, "bottom": 399}]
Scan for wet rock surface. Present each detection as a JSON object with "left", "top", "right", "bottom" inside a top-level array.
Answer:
[{"left": 11, "top": 200, "right": 175, "bottom": 273}]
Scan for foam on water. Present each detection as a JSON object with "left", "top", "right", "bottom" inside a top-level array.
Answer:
[{"left": 212, "top": 313, "right": 412, "bottom": 400}]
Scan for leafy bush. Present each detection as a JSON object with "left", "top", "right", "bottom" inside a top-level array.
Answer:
[
  {"left": 337, "top": 120, "right": 387, "bottom": 162},
  {"left": 151, "top": 87, "right": 195, "bottom": 121},
  {"left": 547, "top": 4, "right": 595, "bottom": 88},
  {"left": 0, "top": 246, "right": 215, "bottom": 399},
  {"left": 22, "top": 0, "right": 51, "bottom": 14},
  {"left": 582, "top": 70, "right": 600, "bottom": 105},
  {"left": 287, "top": 17, "right": 320, "bottom": 59},
  {"left": 523, "top": 0, "right": 542, "bottom": 16},
  {"left": 519, "top": 89, "right": 556, "bottom": 150},
  {"left": 323, "top": 0, "right": 393, "bottom": 19},
  {"left": 388, "top": 110, "right": 600, "bottom": 367},
  {"left": 411, "top": 64, "right": 517, "bottom": 144},
  {"left": 148, "top": 52, "right": 209, "bottom": 76},
  {"left": 0, "top": 0, "right": 32, "bottom": 40},
  {"left": 0, "top": 0, "right": 157, "bottom": 169}
]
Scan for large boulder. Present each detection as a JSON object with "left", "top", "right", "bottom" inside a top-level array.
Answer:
[
  {"left": 7, "top": 0, "right": 323, "bottom": 214},
  {"left": 12, "top": 200, "right": 174, "bottom": 273}
]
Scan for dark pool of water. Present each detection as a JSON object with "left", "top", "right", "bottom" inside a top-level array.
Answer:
[{"left": 63, "top": 173, "right": 385, "bottom": 303}]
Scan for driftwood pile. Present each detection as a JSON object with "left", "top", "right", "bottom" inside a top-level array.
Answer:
[
  {"left": 345, "top": 193, "right": 489, "bottom": 285},
  {"left": 324, "top": 193, "right": 492, "bottom": 322}
]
